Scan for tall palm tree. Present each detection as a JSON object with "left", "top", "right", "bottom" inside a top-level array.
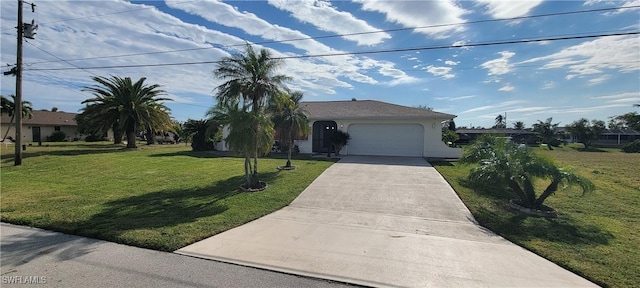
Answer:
[
  {"left": 81, "top": 76, "right": 171, "bottom": 149},
  {"left": 270, "top": 91, "right": 310, "bottom": 168},
  {"left": 494, "top": 114, "right": 506, "bottom": 129},
  {"left": 213, "top": 44, "right": 289, "bottom": 188},
  {"left": 209, "top": 101, "right": 274, "bottom": 188},
  {"left": 1, "top": 94, "right": 33, "bottom": 141}
]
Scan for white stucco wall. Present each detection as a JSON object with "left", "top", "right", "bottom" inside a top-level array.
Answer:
[
  {"left": 1, "top": 124, "right": 80, "bottom": 142},
  {"left": 296, "top": 119, "right": 462, "bottom": 158}
]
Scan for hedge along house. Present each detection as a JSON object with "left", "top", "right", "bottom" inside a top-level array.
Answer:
[
  {"left": 296, "top": 100, "right": 462, "bottom": 158},
  {"left": 0, "top": 110, "right": 81, "bottom": 142}
]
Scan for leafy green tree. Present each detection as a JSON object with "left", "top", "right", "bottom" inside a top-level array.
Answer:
[
  {"left": 1, "top": 94, "right": 33, "bottom": 141},
  {"left": 610, "top": 112, "right": 640, "bottom": 130},
  {"left": 567, "top": 118, "right": 605, "bottom": 150},
  {"left": 532, "top": 117, "right": 560, "bottom": 150},
  {"left": 513, "top": 121, "right": 525, "bottom": 130},
  {"left": 461, "top": 135, "right": 594, "bottom": 210},
  {"left": 442, "top": 130, "right": 459, "bottom": 147},
  {"left": 331, "top": 130, "right": 350, "bottom": 155},
  {"left": 213, "top": 44, "right": 289, "bottom": 188},
  {"left": 209, "top": 101, "right": 274, "bottom": 188},
  {"left": 81, "top": 76, "right": 171, "bottom": 149},
  {"left": 270, "top": 91, "right": 310, "bottom": 168}
]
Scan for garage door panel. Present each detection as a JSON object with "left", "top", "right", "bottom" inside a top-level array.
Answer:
[{"left": 347, "top": 123, "right": 424, "bottom": 157}]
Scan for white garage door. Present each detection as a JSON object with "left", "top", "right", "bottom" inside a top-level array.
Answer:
[{"left": 347, "top": 123, "right": 424, "bottom": 157}]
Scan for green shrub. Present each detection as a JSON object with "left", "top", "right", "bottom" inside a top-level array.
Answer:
[
  {"left": 84, "top": 134, "right": 103, "bottom": 142},
  {"left": 621, "top": 140, "right": 640, "bottom": 153},
  {"left": 47, "top": 131, "right": 67, "bottom": 142}
]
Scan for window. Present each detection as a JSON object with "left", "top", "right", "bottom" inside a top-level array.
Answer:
[{"left": 54, "top": 126, "right": 61, "bottom": 131}]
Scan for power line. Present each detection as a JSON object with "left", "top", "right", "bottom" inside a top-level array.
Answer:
[
  {"left": 21, "top": 4, "right": 640, "bottom": 66},
  {"left": 24, "top": 40, "right": 99, "bottom": 77},
  {"left": 25, "top": 31, "right": 640, "bottom": 71}
]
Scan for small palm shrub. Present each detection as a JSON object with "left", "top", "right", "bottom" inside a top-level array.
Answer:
[
  {"left": 331, "top": 130, "right": 350, "bottom": 155},
  {"left": 621, "top": 140, "right": 640, "bottom": 153},
  {"left": 461, "top": 135, "right": 594, "bottom": 210},
  {"left": 47, "top": 131, "right": 67, "bottom": 142}
]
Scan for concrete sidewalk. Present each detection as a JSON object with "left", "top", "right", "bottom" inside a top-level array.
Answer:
[
  {"left": 0, "top": 223, "right": 351, "bottom": 288},
  {"left": 177, "top": 156, "right": 597, "bottom": 287}
]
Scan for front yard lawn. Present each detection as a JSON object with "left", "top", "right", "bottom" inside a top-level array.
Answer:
[
  {"left": 433, "top": 145, "right": 640, "bottom": 288},
  {"left": 0, "top": 143, "right": 335, "bottom": 251}
]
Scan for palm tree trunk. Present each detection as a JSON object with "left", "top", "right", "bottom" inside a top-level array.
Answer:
[
  {"left": 508, "top": 179, "right": 529, "bottom": 206},
  {"left": 126, "top": 124, "right": 137, "bottom": 148},
  {"left": 535, "top": 179, "right": 560, "bottom": 208},
  {"left": 146, "top": 128, "right": 154, "bottom": 145},
  {"left": 244, "top": 156, "right": 251, "bottom": 188},
  {"left": 286, "top": 127, "right": 292, "bottom": 167},
  {"left": 112, "top": 123, "right": 123, "bottom": 145},
  {"left": 2, "top": 114, "right": 15, "bottom": 141},
  {"left": 522, "top": 177, "right": 537, "bottom": 207}
]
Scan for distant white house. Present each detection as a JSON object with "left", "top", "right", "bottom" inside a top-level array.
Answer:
[
  {"left": 219, "top": 100, "right": 462, "bottom": 158},
  {"left": 0, "top": 110, "right": 83, "bottom": 142}
]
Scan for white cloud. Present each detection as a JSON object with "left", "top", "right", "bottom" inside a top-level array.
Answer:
[
  {"left": 498, "top": 84, "right": 515, "bottom": 92},
  {"left": 588, "top": 75, "right": 611, "bottom": 85},
  {"left": 519, "top": 36, "right": 640, "bottom": 79},
  {"left": 165, "top": 0, "right": 417, "bottom": 88},
  {"left": 476, "top": 0, "right": 544, "bottom": 18},
  {"left": 354, "top": 0, "right": 467, "bottom": 38},
  {"left": 591, "top": 92, "right": 639, "bottom": 100},
  {"left": 434, "top": 95, "right": 477, "bottom": 101},
  {"left": 542, "top": 81, "right": 555, "bottom": 89},
  {"left": 424, "top": 65, "right": 455, "bottom": 79},
  {"left": 267, "top": 0, "right": 390, "bottom": 46},
  {"left": 460, "top": 100, "right": 523, "bottom": 114},
  {"left": 377, "top": 62, "right": 420, "bottom": 86},
  {"left": 584, "top": 0, "right": 640, "bottom": 15},
  {"left": 444, "top": 60, "right": 459, "bottom": 66},
  {"left": 481, "top": 51, "right": 515, "bottom": 75}
]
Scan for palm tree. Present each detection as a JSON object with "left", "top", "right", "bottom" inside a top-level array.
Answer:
[
  {"left": 183, "top": 119, "right": 220, "bottom": 151},
  {"left": 81, "top": 76, "right": 171, "bottom": 149},
  {"left": 532, "top": 117, "right": 560, "bottom": 150},
  {"left": 143, "top": 104, "right": 173, "bottom": 145},
  {"left": 270, "top": 91, "right": 310, "bottom": 168},
  {"left": 209, "top": 101, "right": 274, "bottom": 188},
  {"left": 513, "top": 121, "right": 525, "bottom": 130},
  {"left": 213, "top": 44, "right": 289, "bottom": 188},
  {"left": 494, "top": 114, "right": 506, "bottom": 129},
  {"left": 1, "top": 94, "right": 33, "bottom": 141},
  {"left": 461, "top": 135, "right": 594, "bottom": 210}
]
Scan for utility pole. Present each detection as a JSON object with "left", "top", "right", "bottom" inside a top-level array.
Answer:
[
  {"left": 15, "top": 0, "right": 24, "bottom": 166},
  {"left": 11, "top": 0, "right": 37, "bottom": 166}
]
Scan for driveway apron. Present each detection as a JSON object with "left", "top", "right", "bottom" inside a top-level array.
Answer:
[{"left": 176, "top": 156, "right": 596, "bottom": 287}]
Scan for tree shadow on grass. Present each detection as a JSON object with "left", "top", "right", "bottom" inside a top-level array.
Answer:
[
  {"left": 570, "top": 146, "right": 609, "bottom": 152},
  {"left": 149, "top": 150, "right": 233, "bottom": 159},
  {"left": 1, "top": 148, "right": 126, "bottom": 163},
  {"left": 472, "top": 203, "right": 614, "bottom": 246},
  {"left": 40, "top": 171, "right": 281, "bottom": 251}
]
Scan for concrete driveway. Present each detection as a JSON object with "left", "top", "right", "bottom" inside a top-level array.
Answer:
[{"left": 177, "top": 156, "right": 597, "bottom": 287}]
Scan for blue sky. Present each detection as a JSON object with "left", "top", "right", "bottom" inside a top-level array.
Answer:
[{"left": 1, "top": 0, "right": 639, "bottom": 128}]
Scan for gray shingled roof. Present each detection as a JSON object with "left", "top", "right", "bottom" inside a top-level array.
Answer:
[
  {"left": 299, "top": 100, "right": 456, "bottom": 120},
  {"left": 0, "top": 110, "right": 77, "bottom": 126}
]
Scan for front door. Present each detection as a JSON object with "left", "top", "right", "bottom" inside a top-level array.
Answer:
[
  {"left": 32, "top": 127, "right": 41, "bottom": 143},
  {"left": 312, "top": 121, "right": 337, "bottom": 153}
]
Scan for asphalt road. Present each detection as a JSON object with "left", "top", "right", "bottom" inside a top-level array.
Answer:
[{"left": 0, "top": 223, "right": 354, "bottom": 288}]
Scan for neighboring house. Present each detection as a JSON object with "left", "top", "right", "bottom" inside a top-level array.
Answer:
[
  {"left": 456, "top": 128, "right": 537, "bottom": 144},
  {"left": 559, "top": 127, "right": 640, "bottom": 146},
  {"left": 0, "top": 110, "right": 81, "bottom": 142},
  {"left": 220, "top": 100, "right": 461, "bottom": 158}
]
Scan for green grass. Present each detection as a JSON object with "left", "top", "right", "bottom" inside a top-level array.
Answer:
[
  {"left": 0, "top": 142, "right": 335, "bottom": 251},
  {"left": 433, "top": 144, "right": 640, "bottom": 288}
]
